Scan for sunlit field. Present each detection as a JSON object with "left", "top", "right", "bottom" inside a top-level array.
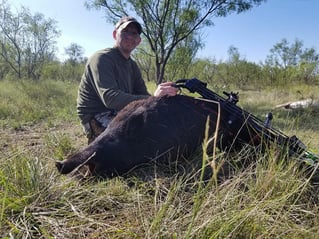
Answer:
[{"left": 1, "top": 79, "right": 319, "bottom": 238}]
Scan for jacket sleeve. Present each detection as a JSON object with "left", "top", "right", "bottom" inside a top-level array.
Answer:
[{"left": 132, "top": 61, "right": 150, "bottom": 95}]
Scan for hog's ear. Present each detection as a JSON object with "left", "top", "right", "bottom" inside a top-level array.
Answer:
[{"left": 123, "top": 110, "right": 145, "bottom": 138}]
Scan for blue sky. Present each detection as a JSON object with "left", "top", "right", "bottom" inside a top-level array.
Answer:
[{"left": 9, "top": 0, "right": 319, "bottom": 63}]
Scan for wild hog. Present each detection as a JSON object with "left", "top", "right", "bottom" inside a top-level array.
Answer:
[
  {"left": 56, "top": 93, "right": 265, "bottom": 178},
  {"left": 55, "top": 95, "right": 228, "bottom": 177}
]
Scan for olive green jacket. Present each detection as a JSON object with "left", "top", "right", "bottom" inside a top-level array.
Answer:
[{"left": 77, "top": 47, "right": 150, "bottom": 124}]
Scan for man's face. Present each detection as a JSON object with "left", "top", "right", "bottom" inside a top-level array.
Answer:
[{"left": 113, "top": 23, "right": 141, "bottom": 56}]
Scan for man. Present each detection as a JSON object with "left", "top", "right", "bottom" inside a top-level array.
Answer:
[{"left": 77, "top": 16, "right": 178, "bottom": 143}]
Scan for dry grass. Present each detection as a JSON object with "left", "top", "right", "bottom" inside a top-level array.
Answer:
[{"left": 1, "top": 79, "right": 319, "bottom": 238}]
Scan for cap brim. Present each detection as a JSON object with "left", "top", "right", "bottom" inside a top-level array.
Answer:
[{"left": 118, "top": 21, "right": 142, "bottom": 34}]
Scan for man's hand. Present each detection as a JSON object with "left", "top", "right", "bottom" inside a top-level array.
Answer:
[{"left": 154, "top": 82, "right": 178, "bottom": 97}]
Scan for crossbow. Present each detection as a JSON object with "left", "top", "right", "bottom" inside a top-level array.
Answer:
[{"left": 174, "top": 78, "right": 319, "bottom": 175}]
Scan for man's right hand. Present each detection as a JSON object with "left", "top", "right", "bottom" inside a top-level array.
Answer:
[{"left": 154, "top": 82, "right": 178, "bottom": 97}]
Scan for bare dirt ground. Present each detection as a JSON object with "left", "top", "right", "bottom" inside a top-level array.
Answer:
[{"left": 0, "top": 121, "right": 87, "bottom": 160}]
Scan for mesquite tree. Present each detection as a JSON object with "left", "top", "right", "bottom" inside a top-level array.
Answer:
[
  {"left": 265, "top": 38, "right": 319, "bottom": 84},
  {"left": 0, "top": 0, "right": 60, "bottom": 80}
]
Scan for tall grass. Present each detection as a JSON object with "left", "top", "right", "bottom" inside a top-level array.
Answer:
[
  {"left": 1, "top": 79, "right": 319, "bottom": 238},
  {"left": 0, "top": 79, "right": 78, "bottom": 129}
]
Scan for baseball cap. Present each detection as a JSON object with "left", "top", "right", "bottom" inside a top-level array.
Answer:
[{"left": 115, "top": 16, "right": 142, "bottom": 34}]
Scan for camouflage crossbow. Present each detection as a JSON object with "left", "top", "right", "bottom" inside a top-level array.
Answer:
[{"left": 174, "top": 78, "right": 319, "bottom": 175}]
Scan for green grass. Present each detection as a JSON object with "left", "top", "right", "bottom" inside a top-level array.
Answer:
[
  {"left": 1, "top": 79, "right": 319, "bottom": 238},
  {"left": 0, "top": 79, "right": 78, "bottom": 129}
]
